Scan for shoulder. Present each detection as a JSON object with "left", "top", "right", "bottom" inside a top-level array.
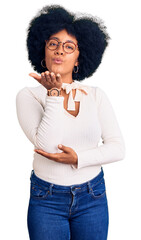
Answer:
[{"left": 16, "top": 85, "right": 46, "bottom": 106}]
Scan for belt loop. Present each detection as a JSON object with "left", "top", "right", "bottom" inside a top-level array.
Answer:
[
  {"left": 49, "top": 183, "right": 53, "bottom": 195},
  {"left": 87, "top": 181, "right": 91, "bottom": 193}
]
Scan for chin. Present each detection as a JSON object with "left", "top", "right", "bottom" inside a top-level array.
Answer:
[{"left": 49, "top": 65, "right": 64, "bottom": 75}]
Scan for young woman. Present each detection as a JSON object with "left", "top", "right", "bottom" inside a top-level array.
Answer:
[{"left": 16, "top": 5, "right": 125, "bottom": 240}]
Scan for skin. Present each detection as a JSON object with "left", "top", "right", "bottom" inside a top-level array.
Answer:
[{"left": 29, "top": 29, "right": 80, "bottom": 167}]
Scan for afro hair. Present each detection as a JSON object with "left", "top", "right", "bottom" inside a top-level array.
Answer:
[{"left": 26, "top": 5, "right": 110, "bottom": 81}]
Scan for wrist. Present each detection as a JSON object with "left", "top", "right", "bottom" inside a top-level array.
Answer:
[{"left": 47, "top": 87, "right": 62, "bottom": 97}]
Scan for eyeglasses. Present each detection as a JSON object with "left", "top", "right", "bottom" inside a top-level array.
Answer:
[{"left": 45, "top": 38, "right": 78, "bottom": 54}]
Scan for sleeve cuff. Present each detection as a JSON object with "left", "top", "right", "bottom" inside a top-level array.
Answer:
[
  {"left": 71, "top": 151, "right": 82, "bottom": 170},
  {"left": 46, "top": 95, "right": 64, "bottom": 102}
]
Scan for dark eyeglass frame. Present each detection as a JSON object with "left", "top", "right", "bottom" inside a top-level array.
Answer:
[{"left": 45, "top": 38, "right": 79, "bottom": 54}]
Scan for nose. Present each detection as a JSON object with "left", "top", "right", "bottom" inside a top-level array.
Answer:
[{"left": 54, "top": 43, "right": 64, "bottom": 55}]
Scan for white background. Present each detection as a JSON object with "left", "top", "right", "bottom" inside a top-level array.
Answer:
[{"left": 1, "top": 0, "right": 141, "bottom": 239}]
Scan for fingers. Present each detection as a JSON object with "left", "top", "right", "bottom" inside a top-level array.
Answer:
[
  {"left": 34, "top": 149, "right": 59, "bottom": 160},
  {"left": 44, "top": 71, "right": 59, "bottom": 83},
  {"left": 29, "top": 71, "right": 61, "bottom": 82},
  {"left": 34, "top": 148, "right": 76, "bottom": 164},
  {"left": 29, "top": 73, "right": 41, "bottom": 83},
  {"left": 29, "top": 71, "right": 62, "bottom": 89},
  {"left": 56, "top": 73, "right": 61, "bottom": 83},
  {"left": 41, "top": 72, "right": 48, "bottom": 83},
  {"left": 50, "top": 72, "right": 56, "bottom": 83}
]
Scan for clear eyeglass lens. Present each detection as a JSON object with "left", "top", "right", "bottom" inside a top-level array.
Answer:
[
  {"left": 64, "top": 42, "right": 76, "bottom": 53},
  {"left": 47, "top": 39, "right": 76, "bottom": 53},
  {"left": 47, "top": 40, "right": 58, "bottom": 50}
]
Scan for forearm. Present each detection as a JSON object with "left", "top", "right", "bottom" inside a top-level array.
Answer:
[
  {"left": 35, "top": 94, "right": 64, "bottom": 153},
  {"left": 72, "top": 137, "right": 125, "bottom": 169},
  {"left": 16, "top": 87, "right": 65, "bottom": 153}
]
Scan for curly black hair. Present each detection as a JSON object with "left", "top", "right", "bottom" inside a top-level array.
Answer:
[{"left": 26, "top": 5, "right": 110, "bottom": 81}]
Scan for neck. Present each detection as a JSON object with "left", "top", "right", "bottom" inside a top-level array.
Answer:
[{"left": 61, "top": 73, "right": 74, "bottom": 84}]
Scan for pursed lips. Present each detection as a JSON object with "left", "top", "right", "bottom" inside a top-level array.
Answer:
[{"left": 52, "top": 58, "right": 63, "bottom": 64}]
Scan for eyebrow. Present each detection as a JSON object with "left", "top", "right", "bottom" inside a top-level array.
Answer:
[{"left": 49, "top": 37, "right": 76, "bottom": 44}]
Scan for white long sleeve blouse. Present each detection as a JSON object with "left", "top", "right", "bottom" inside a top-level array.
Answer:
[{"left": 16, "top": 80, "right": 125, "bottom": 185}]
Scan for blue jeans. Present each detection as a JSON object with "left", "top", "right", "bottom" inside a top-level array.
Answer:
[{"left": 27, "top": 168, "right": 109, "bottom": 240}]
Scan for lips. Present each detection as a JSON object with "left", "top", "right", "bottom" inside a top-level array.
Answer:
[{"left": 52, "top": 58, "right": 63, "bottom": 64}]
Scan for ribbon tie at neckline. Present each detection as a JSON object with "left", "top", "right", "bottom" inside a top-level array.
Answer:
[{"left": 61, "top": 81, "right": 88, "bottom": 111}]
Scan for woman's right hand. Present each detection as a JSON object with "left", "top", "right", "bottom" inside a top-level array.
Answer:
[{"left": 29, "top": 71, "right": 62, "bottom": 90}]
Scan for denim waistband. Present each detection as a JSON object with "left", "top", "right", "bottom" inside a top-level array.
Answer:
[{"left": 30, "top": 168, "right": 104, "bottom": 194}]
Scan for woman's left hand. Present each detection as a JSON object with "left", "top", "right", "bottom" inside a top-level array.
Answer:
[{"left": 34, "top": 144, "right": 78, "bottom": 167}]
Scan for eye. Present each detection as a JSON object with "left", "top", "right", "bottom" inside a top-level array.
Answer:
[
  {"left": 65, "top": 43, "right": 75, "bottom": 51},
  {"left": 47, "top": 39, "right": 58, "bottom": 49},
  {"left": 66, "top": 45, "right": 73, "bottom": 50},
  {"left": 49, "top": 41, "right": 57, "bottom": 46}
]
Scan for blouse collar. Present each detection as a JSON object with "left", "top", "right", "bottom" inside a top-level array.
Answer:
[{"left": 61, "top": 80, "right": 88, "bottom": 111}]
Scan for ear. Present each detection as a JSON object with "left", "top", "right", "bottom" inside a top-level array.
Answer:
[{"left": 74, "top": 60, "right": 79, "bottom": 67}]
